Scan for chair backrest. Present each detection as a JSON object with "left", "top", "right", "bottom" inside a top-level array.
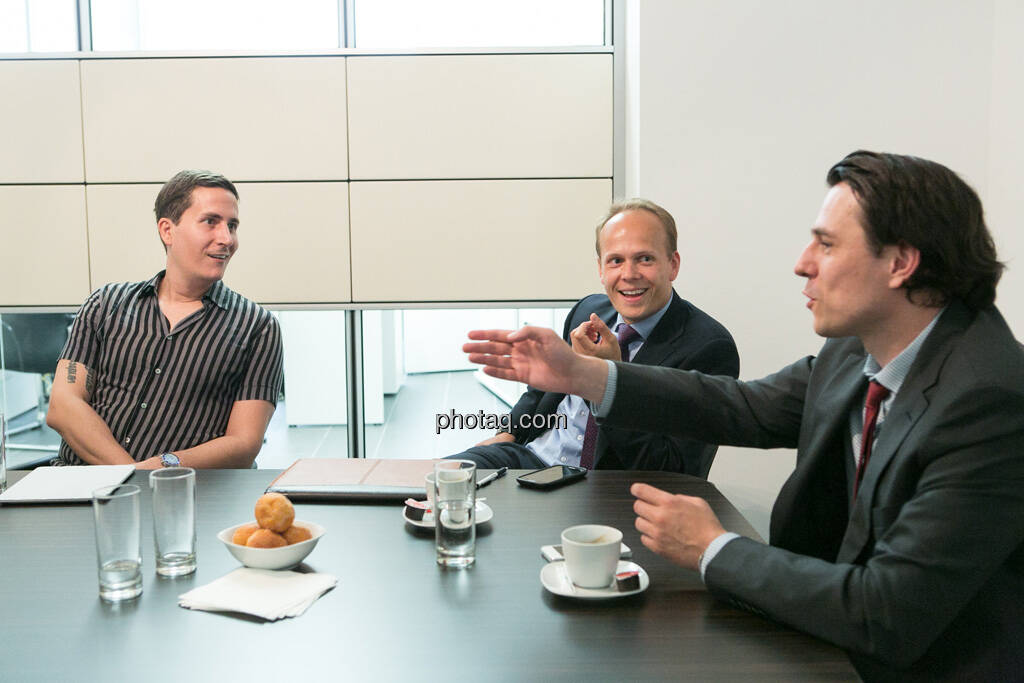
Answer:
[{"left": 0, "top": 313, "right": 74, "bottom": 375}]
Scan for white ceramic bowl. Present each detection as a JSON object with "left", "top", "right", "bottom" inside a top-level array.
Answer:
[{"left": 217, "top": 520, "right": 326, "bottom": 570}]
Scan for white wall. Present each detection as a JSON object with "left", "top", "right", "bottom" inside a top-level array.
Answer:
[{"left": 625, "top": 0, "right": 1023, "bottom": 537}]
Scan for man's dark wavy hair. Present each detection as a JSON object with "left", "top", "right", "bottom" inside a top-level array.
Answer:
[
  {"left": 827, "top": 151, "right": 1003, "bottom": 310},
  {"left": 154, "top": 169, "right": 238, "bottom": 224}
]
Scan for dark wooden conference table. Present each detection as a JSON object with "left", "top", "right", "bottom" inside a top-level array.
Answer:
[{"left": 0, "top": 469, "right": 859, "bottom": 681}]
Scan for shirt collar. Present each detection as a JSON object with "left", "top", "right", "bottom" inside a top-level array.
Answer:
[
  {"left": 613, "top": 295, "right": 673, "bottom": 341},
  {"left": 139, "top": 271, "right": 231, "bottom": 310},
  {"left": 863, "top": 307, "right": 946, "bottom": 394}
]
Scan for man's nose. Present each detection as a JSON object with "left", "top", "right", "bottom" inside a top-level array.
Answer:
[
  {"left": 622, "top": 260, "right": 639, "bottom": 279},
  {"left": 794, "top": 242, "right": 815, "bottom": 278},
  {"left": 213, "top": 222, "right": 234, "bottom": 245}
]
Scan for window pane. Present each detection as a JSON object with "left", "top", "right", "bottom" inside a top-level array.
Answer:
[
  {"left": 363, "top": 307, "right": 569, "bottom": 461},
  {"left": 267, "top": 310, "right": 352, "bottom": 468},
  {"left": 91, "top": 0, "right": 340, "bottom": 51},
  {"left": 0, "top": 0, "right": 78, "bottom": 53},
  {"left": 354, "top": 0, "right": 605, "bottom": 48},
  {"left": 0, "top": 312, "right": 73, "bottom": 469}
]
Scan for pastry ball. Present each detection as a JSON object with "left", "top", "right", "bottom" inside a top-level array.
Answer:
[
  {"left": 231, "top": 522, "right": 259, "bottom": 546},
  {"left": 246, "top": 528, "right": 287, "bottom": 548},
  {"left": 283, "top": 524, "right": 312, "bottom": 545},
  {"left": 254, "top": 493, "right": 295, "bottom": 533}
]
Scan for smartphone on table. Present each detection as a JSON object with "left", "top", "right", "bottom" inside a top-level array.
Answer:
[{"left": 516, "top": 464, "right": 587, "bottom": 490}]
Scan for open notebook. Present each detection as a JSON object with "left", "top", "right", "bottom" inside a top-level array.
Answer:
[
  {"left": 266, "top": 458, "right": 442, "bottom": 501},
  {"left": 0, "top": 465, "right": 135, "bottom": 504}
]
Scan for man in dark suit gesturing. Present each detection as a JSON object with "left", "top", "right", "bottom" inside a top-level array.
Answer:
[
  {"left": 454, "top": 199, "right": 739, "bottom": 476},
  {"left": 465, "top": 152, "right": 1023, "bottom": 681}
]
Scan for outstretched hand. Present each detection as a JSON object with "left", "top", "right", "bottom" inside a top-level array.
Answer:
[
  {"left": 570, "top": 314, "right": 621, "bottom": 361},
  {"left": 631, "top": 482, "right": 726, "bottom": 571},
  {"left": 464, "top": 326, "right": 609, "bottom": 403}
]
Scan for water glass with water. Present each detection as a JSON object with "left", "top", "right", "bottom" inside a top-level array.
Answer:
[
  {"left": 92, "top": 484, "right": 142, "bottom": 602},
  {"left": 150, "top": 467, "right": 197, "bottom": 577},
  {"left": 434, "top": 460, "right": 476, "bottom": 568}
]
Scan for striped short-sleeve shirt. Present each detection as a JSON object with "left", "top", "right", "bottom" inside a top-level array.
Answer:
[{"left": 55, "top": 272, "right": 284, "bottom": 465}]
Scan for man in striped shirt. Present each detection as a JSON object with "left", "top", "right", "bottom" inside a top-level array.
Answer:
[{"left": 46, "top": 170, "right": 283, "bottom": 469}]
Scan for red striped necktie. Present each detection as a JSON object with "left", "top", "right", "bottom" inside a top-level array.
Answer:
[{"left": 853, "top": 379, "right": 890, "bottom": 500}]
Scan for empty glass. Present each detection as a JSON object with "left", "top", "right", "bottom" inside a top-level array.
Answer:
[
  {"left": 150, "top": 467, "right": 197, "bottom": 577},
  {"left": 92, "top": 484, "right": 142, "bottom": 602},
  {"left": 0, "top": 413, "right": 7, "bottom": 492}
]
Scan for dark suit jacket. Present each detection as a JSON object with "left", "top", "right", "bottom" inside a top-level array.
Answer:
[
  {"left": 508, "top": 291, "right": 739, "bottom": 476},
  {"left": 605, "top": 301, "right": 1024, "bottom": 680}
]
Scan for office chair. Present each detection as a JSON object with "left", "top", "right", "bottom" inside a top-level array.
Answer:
[{"left": 0, "top": 313, "right": 74, "bottom": 453}]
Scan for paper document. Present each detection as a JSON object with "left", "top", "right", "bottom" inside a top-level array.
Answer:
[{"left": 0, "top": 465, "right": 135, "bottom": 504}]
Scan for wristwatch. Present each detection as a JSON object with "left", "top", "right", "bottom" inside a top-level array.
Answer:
[{"left": 160, "top": 452, "right": 181, "bottom": 467}]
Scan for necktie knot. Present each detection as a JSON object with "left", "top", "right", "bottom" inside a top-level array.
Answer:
[
  {"left": 865, "top": 379, "right": 890, "bottom": 410},
  {"left": 616, "top": 324, "right": 641, "bottom": 361}
]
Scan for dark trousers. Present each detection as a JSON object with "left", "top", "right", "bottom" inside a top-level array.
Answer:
[{"left": 446, "top": 441, "right": 547, "bottom": 469}]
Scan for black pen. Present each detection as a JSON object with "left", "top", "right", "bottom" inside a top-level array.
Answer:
[{"left": 477, "top": 466, "right": 508, "bottom": 489}]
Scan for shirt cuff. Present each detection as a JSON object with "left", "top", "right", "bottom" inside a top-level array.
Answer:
[
  {"left": 591, "top": 360, "right": 618, "bottom": 418},
  {"left": 699, "top": 532, "right": 740, "bottom": 581}
]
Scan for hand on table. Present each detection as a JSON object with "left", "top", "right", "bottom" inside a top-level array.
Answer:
[
  {"left": 134, "top": 456, "right": 163, "bottom": 470},
  {"left": 631, "top": 482, "right": 726, "bottom": 571},
  {"left": 570, "top": 314, "right": 622, "bottom": 361}
]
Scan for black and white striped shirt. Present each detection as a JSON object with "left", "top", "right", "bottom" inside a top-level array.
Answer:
[{"left": 56, "top": 272, "right": 283, "bottom": 465}]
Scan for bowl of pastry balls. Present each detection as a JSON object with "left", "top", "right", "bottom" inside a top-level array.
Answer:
[{"left": 218, "top": 492, "right": 325, "bottom": 570}]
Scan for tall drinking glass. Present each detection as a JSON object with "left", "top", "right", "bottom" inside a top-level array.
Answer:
[
  {"left": 0, "top": 413, "right": 7, "bottom": 492},
  {"left": 150, "top": 467, "right": 197, "bottom": 577},
  {"left": 434, "top": 460, "right": 476, "bottom": 568},
  {"left": 92, "top": 484, "right": 142, "bottom": 602}
]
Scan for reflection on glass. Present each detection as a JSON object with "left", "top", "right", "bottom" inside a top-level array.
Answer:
[
  {"left": 0, "top": 0, "right": 78, "bottom": 53},
  {"left": 91, "top": 0, "right": 340, "bottom": 51},
  {"left": 354, "top": 0, "right": 605, "bottom": 48}
]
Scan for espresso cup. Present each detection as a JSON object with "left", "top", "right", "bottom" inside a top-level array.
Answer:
[
  {"left": 424, "top": 472, "right": 436, "bottom": 508},
  {"left": 561, "top": 524, "right": 623, "bottom": 588}
]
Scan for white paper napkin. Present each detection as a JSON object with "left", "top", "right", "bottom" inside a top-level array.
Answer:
[{"left": 178, "top": 568, "right": 337, "bottom": 620}]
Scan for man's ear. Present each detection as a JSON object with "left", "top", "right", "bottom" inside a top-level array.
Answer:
[
  {"left": 887, "top": 241, "right": 921, "bottom": 289},
  {"left": 669, "top": 251, "right": 681, "bottom": 281},
  {"left": 157, "top": 217, "right": 174, "bottom": 250}
]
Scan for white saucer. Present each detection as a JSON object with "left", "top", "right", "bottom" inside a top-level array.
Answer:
[
  {"left": 540, "top": 560, "right": 649, "bottom": 599},
  {"left": 403, "top": 501, "right": 493, "bottom": 528}
]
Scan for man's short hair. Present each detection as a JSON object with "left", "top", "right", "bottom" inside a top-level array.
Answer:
[
  {"left": 154, "top": 170, "right": 239, "bottom": 224},
  {"left": 827, "top": 151, "right": 1003, "bottom": 310},
  {"left": 595, "top": 198, "right": 677, "bottom": 257}
]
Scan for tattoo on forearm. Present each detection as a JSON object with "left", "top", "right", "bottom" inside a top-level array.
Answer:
[
  {"left": 85, "top": 370, "right": 95, "bottom": 397},
  {"left": 67, "top": 361, "right": 78, "bottom": 384}
]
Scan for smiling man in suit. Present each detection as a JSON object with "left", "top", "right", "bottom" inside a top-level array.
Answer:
[
  {"left": 464, "top": 151, "right": 1024, "bottom": 680},
  {"left": 452, "top": 199, "right": 739, "bottom": 476}
]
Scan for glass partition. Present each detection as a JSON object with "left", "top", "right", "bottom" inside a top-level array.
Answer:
[{"left": 353, "top": 0, "right": 605, "bottom": 48}]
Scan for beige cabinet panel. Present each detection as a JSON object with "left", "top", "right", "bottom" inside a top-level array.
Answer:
[
  {"left": 87, "top": 183, "right": 350, "bottom": 304},
  {"left": 222, "top": 182, "right": 351, "bottom": 303},
  {"left": 0, "top": 186, "right": 90, "bottom": 305},
  {"left": 86, "top": 184, "right": 166, "bottom": 289},
  {"left": 0, "top": 61, "right": 84, "bottom": 183},
  {"left": 81, "top": 58, "right": 348, "bottom": 183},
  {"left": 350, "top": 179, "right": 611, "bottom": 302},
  {"left": 348, "top": 54, "right": 612, "bottom": 180}
]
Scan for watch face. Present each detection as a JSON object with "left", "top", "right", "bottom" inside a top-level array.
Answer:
[{"left": 161, "top": 453, "right": 180, "bottom": 467}]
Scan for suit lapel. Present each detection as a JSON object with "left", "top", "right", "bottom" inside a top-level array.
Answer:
[
  {"left": 631, "top": 293, "right": 687, "bottom": 367},
  {"left": 836, "top": 303, "right": 970, "bottom": 561}
]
